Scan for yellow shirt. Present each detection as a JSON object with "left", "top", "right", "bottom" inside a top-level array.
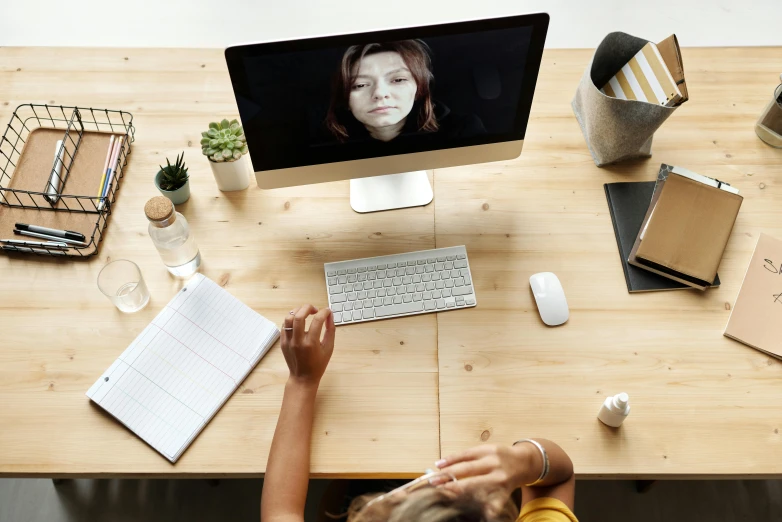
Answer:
[{"left": 517, "top": 498, "right": 578, "bottom": 522}]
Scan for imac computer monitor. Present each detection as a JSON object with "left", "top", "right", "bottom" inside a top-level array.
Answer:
[{"left": 224, "top": 13, "right": 549, "bottom": 212}]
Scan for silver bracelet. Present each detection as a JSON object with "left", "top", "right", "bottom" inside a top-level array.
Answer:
[{"left": 512, "top": 439, "right": 550, "bottom": 487}]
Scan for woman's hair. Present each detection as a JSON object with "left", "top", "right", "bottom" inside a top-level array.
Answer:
[
  {"left": 325, "top": 39, "right": 439, "bottom": 141},
  {"left": 344, "top": 488, "right": 518, "bottom": 522}
]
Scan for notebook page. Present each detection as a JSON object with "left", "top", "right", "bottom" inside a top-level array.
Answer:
[{"left": 86, "top": 273, "right": 279, "bottom": 462}]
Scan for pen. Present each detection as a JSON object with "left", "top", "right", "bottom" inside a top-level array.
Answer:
[
  {"left": 0, "top": 239, "right": 69, "bottom": 249},
  {"left": 98, "top": 136, "right": 123, "bottom": 211},
  {"left": 44, "top": 140, "right": 65, "bottom": 206},
  {"left": 13, "top": 229, "right": 87, "bottom": 246},
  {"left": 15, "top": 223, "right": 85, "bottom": 242},
  {"left": 2, "top": 245, "right": 68, "bottom": 256},
  {"left": 96, "top": 135, "right": 115, "bottom": 207}
]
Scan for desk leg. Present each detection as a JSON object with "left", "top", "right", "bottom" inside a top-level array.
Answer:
[
  {"left": 635, "top": 480, "right": 656, "bottom": 493},
  {"left": 52, "top": 479, "right": 70, "bottom": 486}
]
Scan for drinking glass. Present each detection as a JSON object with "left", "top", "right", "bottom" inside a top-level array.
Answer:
[
  {"left": 97, "top": 260, "right": 150, "bottom": 312},
  {"left": 755, "top": 74, "right": 782, "bottom": 148}
]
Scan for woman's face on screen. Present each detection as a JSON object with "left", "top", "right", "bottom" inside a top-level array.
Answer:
[{"left": 349, "top": 51, "right": 417, "bottom": 133}]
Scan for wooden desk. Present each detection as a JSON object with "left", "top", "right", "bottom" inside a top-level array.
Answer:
[{"left": 0, "top": 46, "right": 780, "bottom": 478}]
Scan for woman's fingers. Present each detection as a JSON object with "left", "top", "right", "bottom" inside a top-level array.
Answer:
[
  {"left": 282, "top": 306, "right": 302, "bottom": 345},
  {"left": 292, "top": 304, "right": 318, "bottom": 345},
  {"left": 321, "top": 311, "right": 336, "bottom": 353},
  {"left": 435, "top": 445, "right": 490, "bottom": 469},
  {"left": 307, "top": 308, "right": 332, "bottom": 345},
  {"left": 436, "top": 458, "right": 494, "bottom": 481}
]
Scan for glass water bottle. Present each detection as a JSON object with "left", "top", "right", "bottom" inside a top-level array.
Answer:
[
  {"left": 755, "top": 74, "right": 782, "bottom": 148},
  {"left": 144, "top": 196, "right": 202, "bottom": 277}
]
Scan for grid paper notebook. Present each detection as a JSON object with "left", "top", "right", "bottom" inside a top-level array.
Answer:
[{"left": 86, "top": 273, "right": 279, "bottom": 463}]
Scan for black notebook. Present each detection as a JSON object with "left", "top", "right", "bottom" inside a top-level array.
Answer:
[{"left": 604, "top": 181, "right": 720, "bottom": 293}]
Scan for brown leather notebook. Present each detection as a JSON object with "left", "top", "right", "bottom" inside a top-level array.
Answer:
[
  {"left": 628, "top": 170, "right": 743, "bottom": 290},
  {"left": 657, "top": 34, "right": 688, "bottom": 105},
  {"left": 724, "top": 234, "right": 782, "bottom": 359}
]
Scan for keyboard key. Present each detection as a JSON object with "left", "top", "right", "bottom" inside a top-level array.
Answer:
[
  {"left": 435, "top": 281, "right": 444, "bottom": 289},
  {"left": 348, "top": 274, "right": 356, "bottom": 283},
  {"left": 406, "top": 284, "right": 416, "bottom": 293},
  {"left": 387, "top": 262, "right": 396, "bottom": 268},
  {"left": 367, "top": 290, "right": 376, "bottom": 298},
  {"left": 445, "top": 280, "right": 455, "bottom": 288},
  {"left": 422, "top": 274, "right": 431, "bottom": 282},
  {"left": 383, "top": 280, "right": 392, "bottom": 288},
  {"left": 357, "top": 267, "right": 367, "bottom": 272},
  {"left": 456, "top": 254, "right": 466, "bottom": 260},
  {"left": 406, "top": 267, "right": 415, "bottom": 275},
  {"left": 432, "top": 290, "right": 442, "bottom": 299},
  {"left": 328, "top": 277, "right": 338, "bottom": 285},
  {"left": 445, "top": 261, "right": 454, "bottom": 269},
  {"left": 426, "top": 282, "right": 435, "bottom": 290},
  {"left": 344, "top": 302, "right": 353, "bottom": 310},
  {"left": 358, "top": 291, "right": 367, "bottom": 299},
  {"left": 466, "top": 297, "right": 475, "bottom": 305},
  {"left": 423, "top": 291, "right": 432, "bottom": 299},
  {"left": 403, "top": 294, "right": 412, "bottom": 303},
  {"left": 451, "top": 269, "right": 461, "bottom": 278},
  {"left": 417, "top": 259, "right": 426, "bottom": 265},
  {"left": 416, "top": 283, "right": 426, "bottom": 292},
  {"left": 435, "top": 262, "right": 444, "bottom": 271},
  {"left": 413, "top": 293, "right": 423, "bottom": 301},
  {"left": 431, "top": 273, "right": 440, "bottom": 281},
  {"left": 368, "top": 265, "right": 377, "bottom": 270},
  {"left": 387, "top": 287, "right": 396, "bottom": 296},
  {"left": 402, "top": 276, "right": 412, "bottom": 284},
  {"left": 455, "top": 296, "right": 465, "bottom": 304},
  {"left": 377, "top": 289, "right": 385, "bottom": 297},
  {"left": 454, "top": 260, "right": 467, "bottom": 269},
  {"left": 374, "top": 297, "right": 383, "bottom": 306},
  {"left": 329, "top": 285, "right": 343, "bottom": 295},
  {"left": 337, "top": 269, "right": 347, "bottom": 275},
  {"left": 376, "top": 300, "right": 425, "bottom": 317},
  {"left": 368, "top": 272, "right": 376, "bottom": 280},
  {"left": 347, "top": 268, "right": 357, "bottom": 274},
  {"left": 348, "top": 293, "right": 357, "bottom": 301},
  {"left": 377, "top": 271, "right": 386, "bottom": 279},
  {"left": 383, "top": 297, "right": 393, "bottom": 305},
  {"left": 331, "top": 303, "right": 344, "bottom": 312},
  {"left": 377, "top": 264, "right": 386, "bottom": 270},
  {"left": 415, "top": 266, "right": 424, "bottom": 274},
  {"left": 353, "top": 310, "right": 362, "bottom": 321},
  {"left": 441, "top": 271, "right": 450, "bottom": 280},
  {"left": 446, "top": 301, "right": 455, "bottom": 308},
  {"left": 427, "top": 258, "right": 436, "bottom": 263},
  {"left": 452, "top": 285, "right": 473, "bottom": 296},
  {"left": 334, "top": 312, "right": 343, "bottom": 322},
  {"left": 364, "top": 299, "right": 373, "bottom": 308},
  {"left": 413, "top": 275, "right": 422, "bottom": 283},
  {"left": 437, "top": 257, "right": 446, "bottom": 262},
  {"left": 460, "top": 268, "right": 470, "bottom": 276},
  {"left": 327, "top": 271, "right": 336, "bottom": 276},
  {"left": 425, "top": 265, "right": 434, "bottom": 273},
  {"left": 358, "top": 273, "right": 367, "bottom": 281},
  {"left": 454, "top": 277, "right": 464, "bottom": 287},
  {"left": 436, "top": 299, "right": 446, "bottom": 309},
  {"left": 354, "top": 283, "right": 364, "bottom": 291},
  {"left": 338, "top": 275, "right": 347, "bottom": 284},
  {"left": 373, "top": 281, "right": 382, "bottom": 289},
  {"left": 396, "top": 268, "right": 405, "bottom": 276},
  {"left": 363, "top": 281, "right": 373, "bottom": 290},
  {"left": 363, "top": 309, "right": 374, "bottom": 319},
  {"left": 393, "top": 277, "right": 402, "bottom": 286},
  {"left": 424, "top": 301, "right": 436, "bottom": 311},
  {"left": 332, "top": 294, "right": 347, "bottom": 303},
  {"left": 442, "top": 289, "right": 452, "bottom": 297},
  {"left": 394, "top": 296, "right": 403, "bottom": 304},
  {"left": 446, "top": 255, "right": 456, "bottom": 261}
]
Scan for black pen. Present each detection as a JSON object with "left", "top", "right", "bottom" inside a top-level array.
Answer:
[
  {"left": 14, "top": 229, "right": 87, "bottom": 246},
  {"left": 15, "top": 223, "right": 85, "bottom": 242}
]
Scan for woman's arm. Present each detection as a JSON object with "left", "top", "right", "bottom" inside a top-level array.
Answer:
[
  {"left": 436, "top": 438, "right": 575, "bottom": 512},
  {"left": 261, "top": 305, "right": 336, "bottom": 522}
]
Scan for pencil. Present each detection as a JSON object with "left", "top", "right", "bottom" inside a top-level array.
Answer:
[
  {"left": 98, "top": 136, "right": 123, "bottom": 211},
  {"left": 96, "top": 135, "right": 115, "bottom": 205}
]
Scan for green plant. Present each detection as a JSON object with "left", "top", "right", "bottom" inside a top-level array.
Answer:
[
  {"left": 200, "top": 118, "right": 248, "bottom": 163},
  {"left": 157, "top": 152, "right": 189, "bottom": 191}
]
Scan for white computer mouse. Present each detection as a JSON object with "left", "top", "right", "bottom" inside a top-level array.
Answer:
[{"left": 529, "top": 272, "right": 569, "bottom": 326}]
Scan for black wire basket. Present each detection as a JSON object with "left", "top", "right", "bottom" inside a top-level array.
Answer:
[{"left": 0, "top": 104, "right": 135, "bottom": 257}]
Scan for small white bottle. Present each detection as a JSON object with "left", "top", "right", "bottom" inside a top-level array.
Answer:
[
  {"left": 145, "top": 196, "right": 202, "bottom": 277},
  {"left": 597, "top": 392, "right": 630, "bottom": 427}
]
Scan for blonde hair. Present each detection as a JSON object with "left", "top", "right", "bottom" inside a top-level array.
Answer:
[{"left": 345, "top": 488, "right": 517, "bottom": 522}]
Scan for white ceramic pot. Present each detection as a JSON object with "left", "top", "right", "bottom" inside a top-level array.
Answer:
[{"left": 208, "top": 154, "right": 251, "bottom": 191}]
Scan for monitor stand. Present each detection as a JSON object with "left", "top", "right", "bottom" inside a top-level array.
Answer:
[{"left": 350, "top": 171, "right": 433, "bottom": 213}]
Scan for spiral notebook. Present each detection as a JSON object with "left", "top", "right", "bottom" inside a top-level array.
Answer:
[{"left": 86, "top": 274, "right": 280, "bottom": 463}]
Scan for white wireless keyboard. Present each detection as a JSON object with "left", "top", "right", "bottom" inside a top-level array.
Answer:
[{"left": 324, "top": 246, "right": 477, "bottom": 325}]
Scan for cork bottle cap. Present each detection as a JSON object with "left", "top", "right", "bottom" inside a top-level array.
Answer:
[{"left": 144, "top": 196, "right": 175, "bottom": 224}]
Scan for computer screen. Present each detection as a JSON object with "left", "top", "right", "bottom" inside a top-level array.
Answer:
[{"left": 225, "top": 14, "right": 548, "bottom": 173}]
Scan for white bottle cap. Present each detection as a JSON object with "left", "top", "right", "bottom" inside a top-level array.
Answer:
[{"left": 614, "top": 392, "right": 629, "bottom": 409}]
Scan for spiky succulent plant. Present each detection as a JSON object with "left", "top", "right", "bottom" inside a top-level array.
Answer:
[
  {"left": 158, "top": 152, "right": 189, "bottom": 191},
  {"left": 200, "top": 119, "right": 248, "bottom": 163}
]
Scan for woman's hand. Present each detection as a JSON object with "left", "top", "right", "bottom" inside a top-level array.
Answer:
[
  {"left": 281, "top": 304, "right": 336, "bottom": 386},
  {"left": 435, "top": 444, "right": 536, "bottom": 514}
]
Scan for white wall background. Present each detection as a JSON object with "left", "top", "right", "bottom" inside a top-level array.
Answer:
[{"left": 0, "top": 0, "right": 780, "bottom": 48}]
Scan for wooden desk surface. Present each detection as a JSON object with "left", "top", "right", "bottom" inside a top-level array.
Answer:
[{"left": 0, "top": 46, "right": 780, "bottom": 478}]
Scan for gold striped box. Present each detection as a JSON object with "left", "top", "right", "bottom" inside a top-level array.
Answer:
[{"left": 600, "top": 42, "right": 682, "bottom": 107}]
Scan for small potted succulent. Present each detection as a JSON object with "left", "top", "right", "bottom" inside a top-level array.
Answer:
[
  {"left": 154, "top": 152, "right": 190, "bottom": 204},
  {"left": 201, "top": 118, "right": 251, "bottom": 191}
]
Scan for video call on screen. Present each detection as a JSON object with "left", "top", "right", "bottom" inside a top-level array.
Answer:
[{"left": 236, "top": 26, "right": 533, "bottom": 171}]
